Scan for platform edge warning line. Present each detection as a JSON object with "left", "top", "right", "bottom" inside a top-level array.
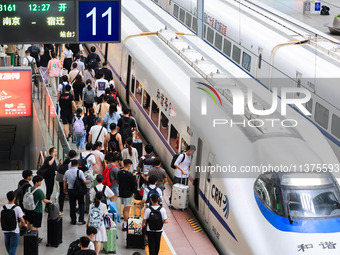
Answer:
[{"left": 162, "top": 231, "right": 177, "bottom": 255}]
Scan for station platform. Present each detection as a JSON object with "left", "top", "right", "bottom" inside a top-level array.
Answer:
[{"left": 257, "top": 0, "right": 340, "bottom": 39}]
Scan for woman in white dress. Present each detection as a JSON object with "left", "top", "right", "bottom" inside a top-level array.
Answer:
[
  {"left": 121, "top": 137, "right": 139, "bottom": 172},
  {"left": 86, "top": 192, "right": 108, "bottom": 255}
]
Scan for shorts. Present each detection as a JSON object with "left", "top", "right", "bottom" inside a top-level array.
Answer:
[
  {"left": 25, "top": 211, "right": 43, "bottom": 228},
  {"left": 61, "top": 113, "right": 73, "bottom": 124},
  {"left": 110, "top": 186, "right": 119, "bottom": 195},
  {"left": 120, "top": 196, "right": 133, "bottom": 207}
]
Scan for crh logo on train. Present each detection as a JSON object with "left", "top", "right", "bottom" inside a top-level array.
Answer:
[{"left": 195, "top": 80, "right": 312, "bottom": 128}]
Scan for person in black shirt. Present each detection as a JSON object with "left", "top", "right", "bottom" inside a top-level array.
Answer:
[
  {"left": 117, "top": 107, "right": 136, "bottom": 145},
  {"left": 16, "top": 170, "right": 33, "bottom": 213},
  {"left": 43, "top": 147, "right": 59, "bottom": 211},
  {"left": 117, "top": 159, "right": 137, "bottom": 230},
  {"left": 75, "top": 236, "right": 96, "bottom": 255},
  {"left": 99, "top": 62, "right": 113, "bottom": 82},
  {"left": 39, "top": 48, "right": 51, "bottom": 68},
  {"left": 59, "top": 84, "right": 76, "bottom": 140},
  {"left": 73, "top": 74, "right": 85, "bottom": 109},
  {"left": 86, "top": 46, "right": 101, "bottom": 71},
  {"left": 84, "top": 107, "right": 98, "bottom": 141}
]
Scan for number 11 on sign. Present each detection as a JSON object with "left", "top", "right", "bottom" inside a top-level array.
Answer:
[{"left": 86, "top": 7, "right": 112, "bottom": 36}]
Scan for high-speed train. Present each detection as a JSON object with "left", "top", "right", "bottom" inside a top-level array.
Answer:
[
  {"left": 152, "top": 0, "right": 340, "bottom": 160},
  {"left": 91, "top": 0, "right": 340, "bottom": 254}
]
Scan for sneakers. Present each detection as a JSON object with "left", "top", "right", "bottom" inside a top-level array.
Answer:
[
  {"left": 70, "top": 221, "right": 76, "bottom": 225},
  {"left": 79, "top": 221, "right": 86, "bottom": 225},
  {"left": 59, "top": 211, "right": 63, "bottom": 216},
  {"left": 122, "top": 222, "right": 127, "bottom": 231},
  {"left": 38, "top": 238, "right": 43, "bottom": 243}
]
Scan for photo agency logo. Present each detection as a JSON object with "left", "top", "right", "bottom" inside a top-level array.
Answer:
[{"left": 194, "top": 79, "right": 312, "bottom": 128}]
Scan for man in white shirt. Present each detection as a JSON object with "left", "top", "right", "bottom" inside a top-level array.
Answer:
[
  {"left": 1, "top": 191, "right": 27, "bottom": 255},
  {"left": 69, "top": 62, "right": 83, "bottom": 84},
  {"left": 142, "top": 193, "right": 168, "bottom": 255},
  {"left": 22, "top": 50, "right": 38, "bottom": 73},
  {"left": 174, "top": 145, "right": 196, "bottom": 185},
  {"left": 94, "top": 71, "right": 109, "bottom": 101},
  {"left": 88, "top": 118, "right": 108, "bottom": 150},
  {"left": 81, "top": 143, "right": 96, "bottom": 175},
  {"left": 90, "top": 174, "right": 114, "bottom": 202}
]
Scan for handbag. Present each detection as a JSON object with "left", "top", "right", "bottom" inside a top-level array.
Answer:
[
  {"left": 56, "top": 172, "right": 64, "bottom": 182},
  {"left": 37, "top": 163, "right": 50, "bottom": 179},
  {"left": 104, "top": 214, "right": 115, "bottom": 229}
]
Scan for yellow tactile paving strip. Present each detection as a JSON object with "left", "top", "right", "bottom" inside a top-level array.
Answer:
[
  {"left": 187, "top": 218, "right": 203, "bottom": 233},
  {"left": 129, "top": 200, "right": 172, "bottom": 255}
]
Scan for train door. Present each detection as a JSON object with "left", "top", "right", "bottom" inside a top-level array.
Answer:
[
  {"left": 255, "top": 47, "right": 263, "bottom": 78},
  {"left": 203, "top": 153, "right": 214, "bottom": 223},
  {"left": 194, "top": 138, "right": 203, "bottom": 210},
  {"left": 125, "top": 55, "right": 132, "bottom": 105}
]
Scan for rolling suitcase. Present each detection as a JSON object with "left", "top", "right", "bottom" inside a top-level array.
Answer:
[
  {"left": 171, "top": 183, "right": 189, "bottom": 210},
  {"left": 85, "top": 191, "right": 90, "bottom": 214},
  {"left": 103, "top": 227, "right": 117, "bottom": 254},
  {"left": 126, "top": 205, "right": 145, "bottom": 249},
  {"left": 47, "top": 217, "right": 63, "bottom": 247},
  {"left": 24, "top": 230, "right": 38, "bottom": 255}
]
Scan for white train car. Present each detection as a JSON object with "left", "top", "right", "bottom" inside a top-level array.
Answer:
[
  {"left": 152, "top": 0, "right": 340, "bottom": 160},
  {"left": 94, "top": 0, "right": 340, "bottom": 254}
]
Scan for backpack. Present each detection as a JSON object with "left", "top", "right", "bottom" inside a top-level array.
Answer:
[
  {"left": 170, "top": 152, "right": 185, "bottom": 169},
  {"left": 102, "top": 165, "right": 115, "bottom": 188},
  {"left": 57, "top": 158, "right": 71, "bottom": 175},
  {"left": 26, "top": 57, "right": 36, "bottom": 74},
  {"left": 73, "top": 116, "right": 85, "bottom": 137},
  {"left": 73, "top": 170, "right": 87, "bottom": 196},
  {"left": 120, "top": 117, "right": 132, "bottom": 142},
  {"left": 84, "top": 88, "right": 95, "bottom": 104},
  {"left": 67, "top": 239, "right": 80, "bottom": 255},
  {"left": 110, "top": 90, "right": 117, "bottom": 99},
  {"left": 146, "top": 186, "right": 160, "bottom": 204},
  {"left": 14, "top": 182, "right": 31, "bottom": 208},
  {"left": 87, "top": 58, "right": 97, "bottom": 69},
  {"left": 23, "top": 187, "right": 39, "bottom": 211},
  {"left": 89, "top": 205, "right": 103, "bottom": 228},
  {"left": 78, "top": 153, "right": 92, "bottom": 172},
  {"left": 141, "top": 156, "right": 154, "bottom": 175},
  {"left": 1, "top": 205, "right": 17, "bottom": 231},
  {"left": 60, "top": 82, "right": 71, "bottom": 95},
  {"left": 94, "top": 186, "right": 107, "bottom": 206},
  {"left": 148, "top": 207, "right": 163, "bottom": 231}
]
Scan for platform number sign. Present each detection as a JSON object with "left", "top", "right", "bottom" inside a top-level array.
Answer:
[{"left": 78, "top": 0, "right": 120, "bottom": 42}]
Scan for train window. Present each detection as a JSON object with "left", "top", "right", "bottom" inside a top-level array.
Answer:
[
  {"left": 315, "top": 102, "right": 329, "bottom": 129},
  {"left": 186, "top": 13, "right": 192, "bottom": 27},
  {"left": 192, "top": 17, "right": 198, "bottom": 33},
  {"left": 160, "top": 112, "right": 169, "bottom": 140},
  {"left": 204, "top": 24, "right": 207, "bottom": 39},
  {"left": 170, "top": 125, "right": 179, "bottom": 152},
  {"left": 181, "top": 138, "right": 188, "bottom": 151},
  {"left": 232, "top": 45, "right": 241, "bottom": 64},
  {"left": 331, "top": 114, "right": 340, "bottom": 139},
  {"left": 215, "top": 33, "right": 223, "bottom": 50},
  {"left": 131, "top": 75, "right": 135, "bottom": 95},
  {"left": 143, "top": 89, "right": 150, "bottom": 115},
  {"left": 151, "top": 100, "right": 159, "bottom": 127},
  {"left": 179, "top": 8, "right": 185, "bottom": 23},
  {"left": 223, "top": 38, "right": 231, "bottom": 57},
  {"left": 207, "top": 27, "right": 214, "bottom": 44},
  {"left": 242, "top": 52, "right": 251, "bottom": 72},
  {"left": 306, "top": 98, "right": 313, "bottom": 115},
  {"left": 136, "top": 80, "right": 142, "bottom": 104},
  {"left": 174, "top": 4, "right": 179, "bottom": 18}
]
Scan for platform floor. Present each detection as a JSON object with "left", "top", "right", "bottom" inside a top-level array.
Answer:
[{"left": 257, "top": 0, "right": 340, "bottom": 39}]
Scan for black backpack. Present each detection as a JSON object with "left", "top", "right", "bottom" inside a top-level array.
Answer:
[
  {"left": 78, "top": 153, "right": 92, "bottom": 172},
  {"left": 94, "top": 186, "right": 108, "bottom": 206},
  {"left": 14, "top": 182, "right": 31, "bottom": 209},
  {"left": 148, "top": 207, "right": 163, "bottom": 231},
  {"left": 1, "top": 205, "right": 17, "bottom": 231},
  {"left": 58, "top": 158, "right": 71, "bottom": 175},
  {"left": 170, "top": 152, "right": 185, "bottom": 169},
  {"left": 87, "top": 57, "right": 97, "bottom": 69},
  {"left": 74, "top": 170, "right": 87, "bottom": 195},
  {"left": 120, "top": 117, "right": 132, "bottom": 142},
  {"left": 67, "top": 239, "right": 80, "bottom": 255}
]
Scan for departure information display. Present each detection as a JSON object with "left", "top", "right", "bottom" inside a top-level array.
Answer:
[
  {"left": 0, "top": 69, "right": 32, "bottom": 117},
  {"left": 0, "top": 0, "right": 76, "bottom": 43}
]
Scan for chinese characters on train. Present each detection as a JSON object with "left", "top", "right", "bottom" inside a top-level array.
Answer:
[{"left": 297, "top": 241, "right": 336, "bottom": 252}]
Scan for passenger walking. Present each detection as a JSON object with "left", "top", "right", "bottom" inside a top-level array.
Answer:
[
  {"left": 86, "top": 192, "right": 108, "bottom": 255},
  {"left": 74, "top": 108, "right": 86, "bottom": 152},
  {"left": 94, "top": 71, "right": 109, "bottom": 102},
  {"left": 137, "top": 144, "right": 154, "bottom": 175},
  {"left": 137, "top": 175, "right": 163, "bottom": 207},
  {"left": 117, "top": 107, "right": 136, "bottom": 145},
  {"left": 63, "top": 160, "right": 87, "bottom": 225},
  {"left": 81, "top": 143, "right": 96, "bottom": 175},
  {"left": 99, "top": 61, "right": 113, "bottom": 82},
  {"left": 69, "top": 63, "right": 82, "bottom": 85},
  {"left": 92, "top": 142, "right": 105, "bottom": 174},
  {"left": 83, "top": 81, "right": 96, "bottom": 115},
  {"left": 39, "top": 48, "right": 51, "bottom": 85},
  {"left": 73, "top": 75, "right": 86, "bottom": 109},
  {"left": 90, "top": 174, "right": 115, "bottom": 203},
  {"left": 47, "top": 52, "right": 62, "bottom": 96},
  {"left": 57, "top": 75, "right": 73, "bottom": 101},
  {"left": 117, "top": 159, "right": 137, "bottom": 231},
  {"left": 84, "top": 108, "right": 97, "bottom": 140},
  {"left": 96, "top": 95, "right": 110, "bottom": 120},
  {"left": 142, "top": 193, "right": 168, "bottom": 255},
  {"left": 103, "top": 103, "right": 120, "bottom": 132},
  {"left": 1, "top": 191, "right": 27, "bottom": 255},
  {"left": 86, "top": 46, "right": 101, "bottom": 71},
  {"left": 59, "top": 84, "right": 76, "bottom": 140},
  {"left": 16, "top": 170, "right": 33, "bottom": 209},
  {"left": 84, "top": 66, "right": 95, "bottom": 87},
  {"left": 56, "top": 150, "right": 77, "bottom": 215},
  {"left": 148, "top": 157, "right": 167, "bottom": 192},
  {"left": 121, "top": 137, "right": 139, "bottom": 172},
  {"left": 88, "top": 118, "right": 108, "bottom": 150},
  {"left": 0, "top": 45, "right": 8, "bottom": 66},
  {"left": 173, "top": 145, "right": 196, "bottom": 185},
  {"left": 75, "top": 236, "right": 96, "bottom": 255},
  {"left": 102, "top": 152, "right": 120, "bottom": 201},
  {"left": 63, "top": 44, "right": 74, "bottom": 72},
  {"left": 22, "top": 50, "right": 38, "bottom": 74},
  {"left": 24, "top": 175, "right": 52, "bottom": 233},
  {"left": 104, "top": 123, "right": 123, "bottom": 154},
  {"left": 73, "top": 54, "right": 85, "bottom": 75}
]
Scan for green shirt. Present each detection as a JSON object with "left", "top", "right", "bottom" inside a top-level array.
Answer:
[{"left": 25, "top": 187, "right": 46, "bottom": 213}]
